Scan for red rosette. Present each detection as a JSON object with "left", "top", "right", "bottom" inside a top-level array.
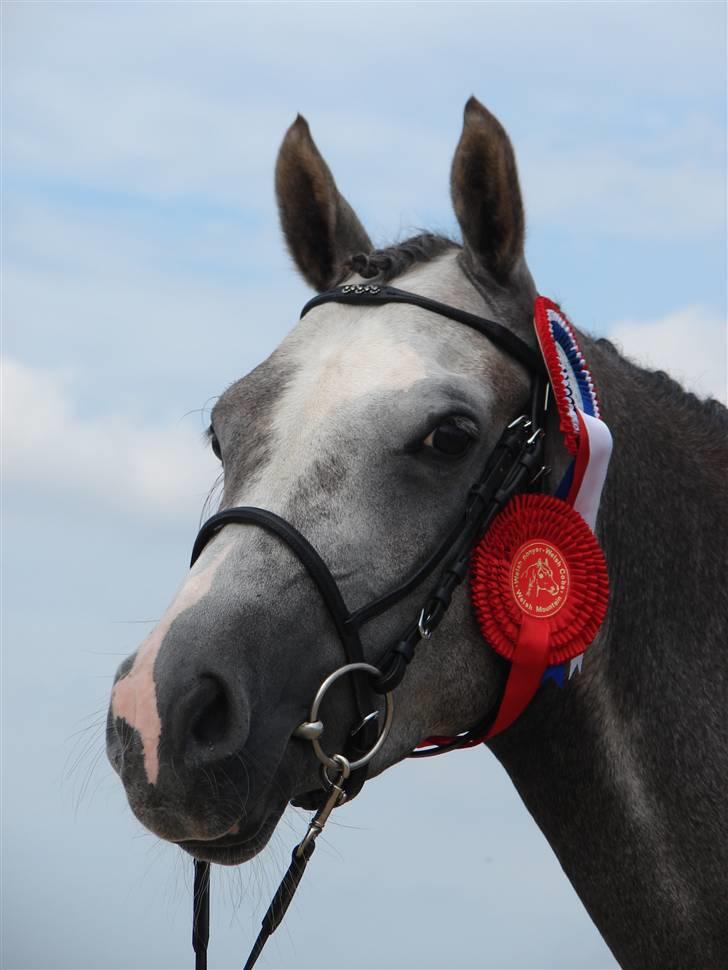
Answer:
[{"left": 471, "top": 493, "right": 609, "bottom": 666}]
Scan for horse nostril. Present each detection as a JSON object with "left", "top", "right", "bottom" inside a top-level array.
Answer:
[{"left": 190, "top": 675, "right": 231, "bottom": 748}]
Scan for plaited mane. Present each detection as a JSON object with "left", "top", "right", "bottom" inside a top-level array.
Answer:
[{"left": 338, "top": 232, "right": 458, "bottom": 284}]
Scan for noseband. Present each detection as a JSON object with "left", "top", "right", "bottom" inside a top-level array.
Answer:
[{"left": 189, "top": 282, "right": 549, "bottom": 969}]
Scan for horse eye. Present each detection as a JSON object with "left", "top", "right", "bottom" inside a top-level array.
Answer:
[
  {"left": 209, "top": 429, "right": 222, "bottom": 461},
  {"left": 422, "top": 419, "right": 474, "bottom": 458}
]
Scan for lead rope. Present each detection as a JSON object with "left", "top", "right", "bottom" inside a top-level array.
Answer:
[
  {"left": 191, "top": 661, "right": 393, "bottom": 969},
  {"left": 245, "top": 758, "right": 349, "bottom": 969},
  {"left": 193, "top": 758, "right": 350, "bottom": 970},
  {"left": 193, "top": 859, "right": 210, "bottom": 970}
]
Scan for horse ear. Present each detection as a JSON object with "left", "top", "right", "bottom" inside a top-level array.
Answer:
[
  {"left": 450, "top": 97, "right": 525, "bottom": 284},
  {"left": 275, "top": 115, "right": 372, "bottom": 291}
]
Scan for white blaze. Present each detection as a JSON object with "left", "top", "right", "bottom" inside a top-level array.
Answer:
[{"left": 111, "top": 541, "right": 233, "bottom": 784}]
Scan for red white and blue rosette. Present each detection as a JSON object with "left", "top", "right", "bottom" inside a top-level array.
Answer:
[
  {"left": 469, "top": 298, "right": 613, "bottom": 738},
  {"left": 533, "top": 299, "right": 613, "bottom": 535},
  {"left": 533, "top": 298, "right": 601, "bottom": 456}
]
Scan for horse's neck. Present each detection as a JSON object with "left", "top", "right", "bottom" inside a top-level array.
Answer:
[{"left": 490, "top": 339, "right": 728, "bottom": 969}]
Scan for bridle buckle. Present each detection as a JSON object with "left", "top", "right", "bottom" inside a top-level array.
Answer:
[{"left": 418, "top": 607, "right": 434, "bottom": 640}]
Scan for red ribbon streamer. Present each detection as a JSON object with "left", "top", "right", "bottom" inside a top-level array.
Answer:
[{"left": 484, "top": 616, "right": 551, "bottom": 738}]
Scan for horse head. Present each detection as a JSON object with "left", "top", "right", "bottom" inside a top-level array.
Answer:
[
  {"left": 106, "top": 98, "right": 543, "bottom": 864},
  {"left": 526, "top": 558, "right": 559, "bottom": 598}
]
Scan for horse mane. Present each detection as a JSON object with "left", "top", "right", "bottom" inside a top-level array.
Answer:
[
  {"left": 338, "top": 231, "right": 458, "bottom": 284},
  {"left": 595, "top": 337, "right": 728, "bottom": 431}
]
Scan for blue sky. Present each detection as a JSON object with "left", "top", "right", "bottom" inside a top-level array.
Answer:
[{"left": 2, "top": 2, "right": 726, "bottom": 968}]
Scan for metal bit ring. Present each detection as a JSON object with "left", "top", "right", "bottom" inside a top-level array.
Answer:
[{"left": 306, "top": 662, "right": 394, "bottom": 772}]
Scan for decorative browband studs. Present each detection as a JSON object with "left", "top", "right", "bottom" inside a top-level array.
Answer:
[{"left": 339, "top": 284, "right": 382, "bottom": 295}]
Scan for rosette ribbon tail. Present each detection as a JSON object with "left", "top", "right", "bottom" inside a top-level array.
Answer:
[{"left": 486, "top": 616, "right": 551, "bottom": 738}]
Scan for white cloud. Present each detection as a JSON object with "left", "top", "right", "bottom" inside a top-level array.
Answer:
[
  {"left": 607, "top": 305, "right": 727, "bottom": 402},
  {"left": 522, "top": 150, "right": 726, "bottom": 239},
  {"left": 3, "top": 2, "right": 724, "bottom": 240},
  {"left": 2, "top": 195, "right": 309, "bottom": 419},
  {"left": 2, "top": 356, "right": 220, "bottom": 520}
]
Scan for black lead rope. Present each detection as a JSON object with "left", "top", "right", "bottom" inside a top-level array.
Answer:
[
  {"left": 241, "top": 828, "right": 317, "bottom": 970},
  {"left": 194, "top": 831, "right": 293, "bottom": 970},
  {"left": 193, "top": 860, "right": 210, "bottom": 970},
  {"left": 187, "top": 283, "right": 548, "bottom": 969}
]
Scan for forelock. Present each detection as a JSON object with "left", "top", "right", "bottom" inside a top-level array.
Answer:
[{"left": 338, "top": 232, "right": 459, "bottom": 285}]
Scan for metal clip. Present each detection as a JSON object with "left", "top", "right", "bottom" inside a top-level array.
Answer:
[{"left": 297, "top": 755, "right": 350, "bottom": 857}]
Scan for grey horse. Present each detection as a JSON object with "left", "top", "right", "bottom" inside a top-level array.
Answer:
[{"left": 107, "top": 97, "right": 728, "bottom": 969}]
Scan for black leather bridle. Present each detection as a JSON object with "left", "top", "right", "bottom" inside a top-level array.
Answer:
[{"left": 189, "top": 281, "right": 549, "bottom": 969}]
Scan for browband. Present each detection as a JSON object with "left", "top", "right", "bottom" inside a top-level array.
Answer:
[{"left": 300, "top": 283, "right": 546, "bottom": 377}]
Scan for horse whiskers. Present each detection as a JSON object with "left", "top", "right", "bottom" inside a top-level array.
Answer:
[
  {"left": 231, "top": 744, "right": 295, "bottom": 807},
  {"left": 200, "top": 764, "right": 220, "bottom": 803},
  {"left": 64, "top": 724, "right": 104, "bottom": 780},
  {"left": 199, "top": 472, "right": 224, "bottom": 526},
  {"left": 219, "top": 759, "right": 250, "bottom": 819},
  {"left": 68, "top": 706, "right": 108, "bottom": 728},
  {"left": 63, "top": 706, "right": 112, "bottom": 814},
  {"left": 72, "top": 745, "right": 107, "bottom": 815},
  {"left": 182, "top": 398, "right": 218, "bottom": 427},
  {"left": 64, "top": 712, "right": 106, "bottom": 756},
  {"left": 167, "top": 752, "right": 184, "bottom": 789}
]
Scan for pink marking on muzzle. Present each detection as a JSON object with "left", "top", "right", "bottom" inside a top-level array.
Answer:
[{"left": 112, "top": 542, "right": 233, "bottom": 785}]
